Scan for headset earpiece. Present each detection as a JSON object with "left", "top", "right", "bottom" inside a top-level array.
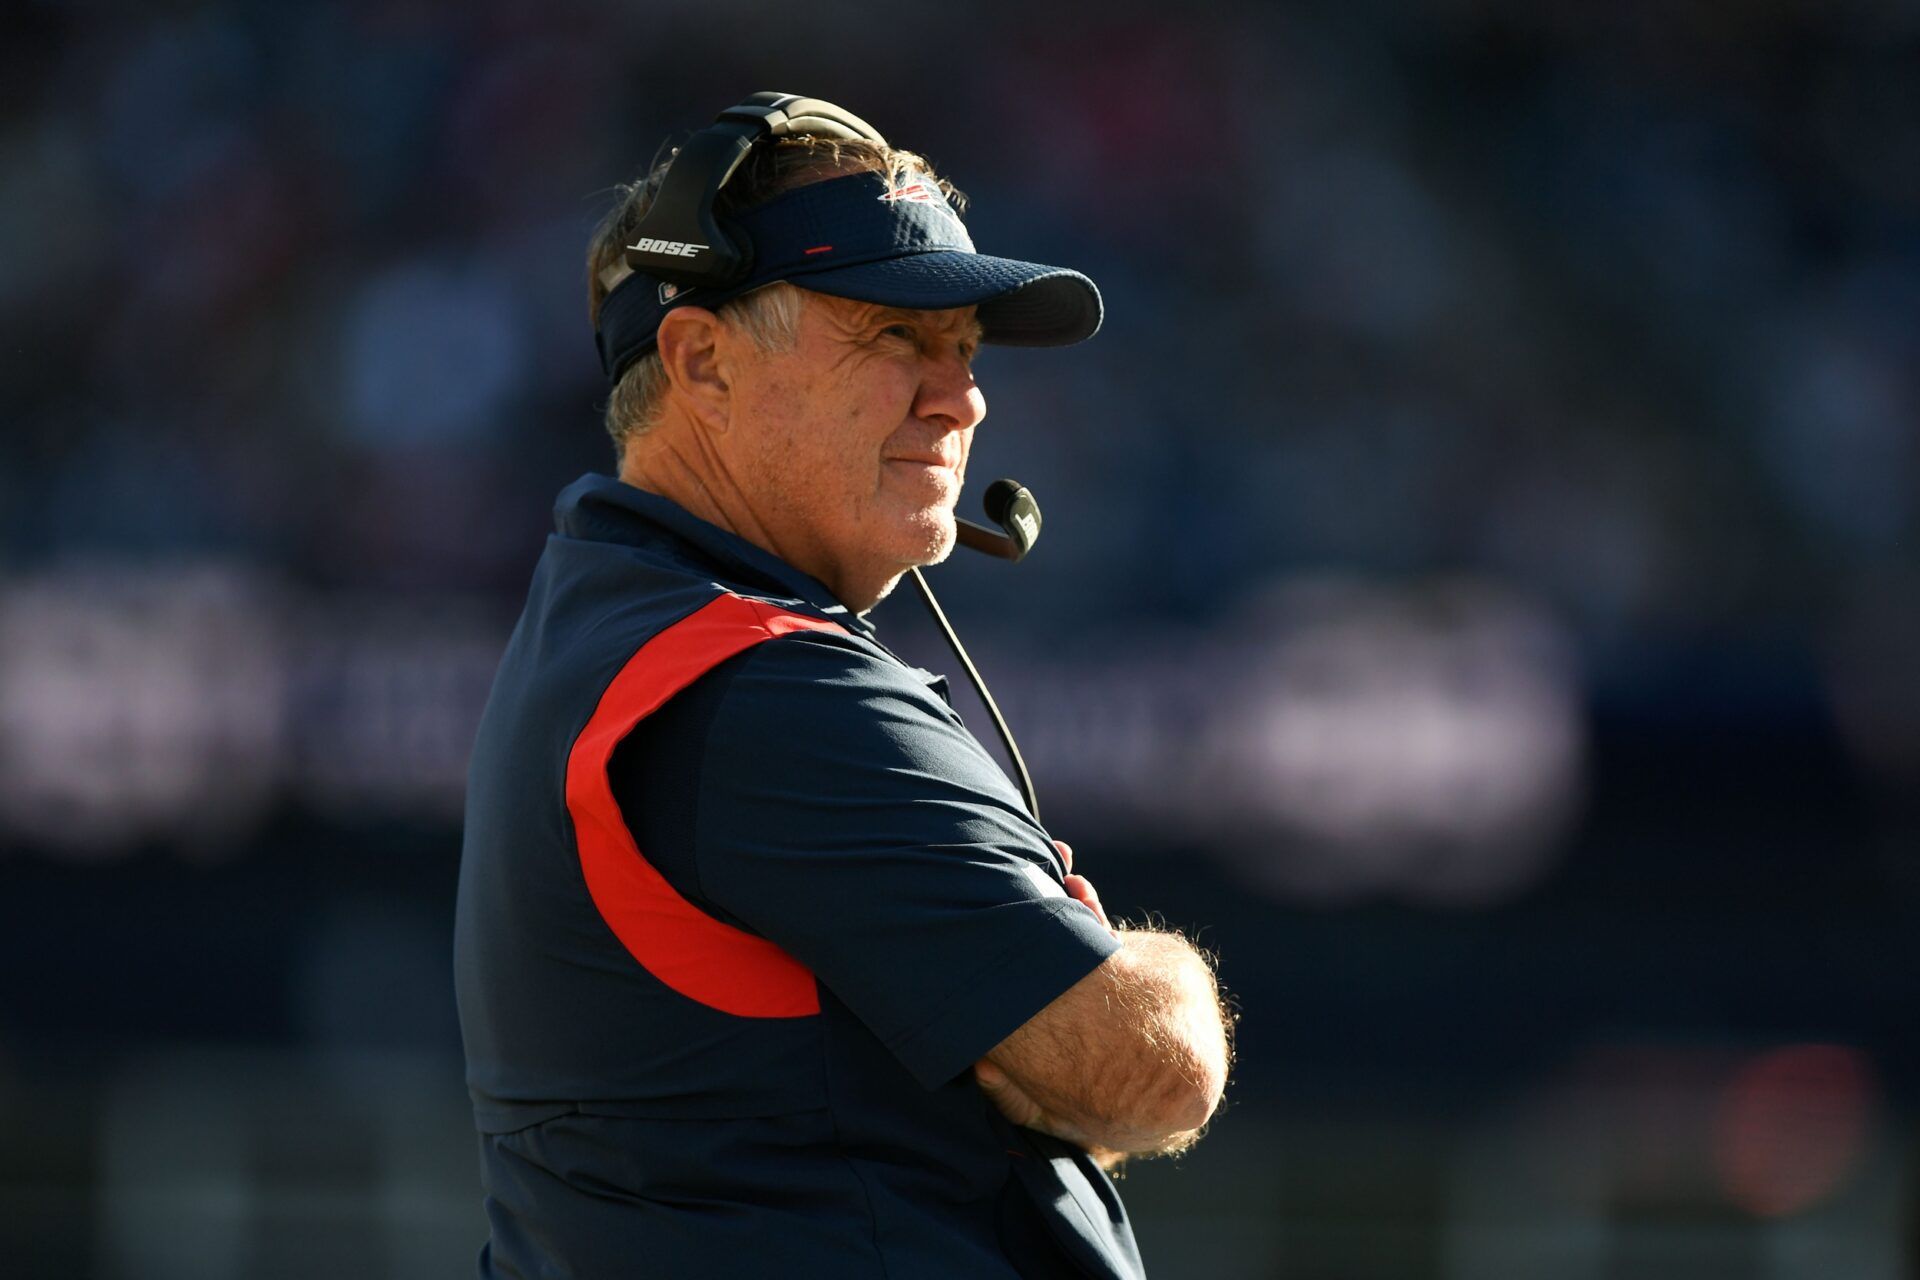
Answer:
[{"left": 623, "top": 93, "right": 887, "bottom": 290}]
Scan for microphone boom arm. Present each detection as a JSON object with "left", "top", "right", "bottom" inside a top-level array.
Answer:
[{"left": 953, "top": 518, "right": 1020, "bottom": 560}]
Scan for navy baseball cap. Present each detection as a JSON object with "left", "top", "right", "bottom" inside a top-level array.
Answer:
[{"left": 595, "top": 170, "right": 1103, "bottom": 384}]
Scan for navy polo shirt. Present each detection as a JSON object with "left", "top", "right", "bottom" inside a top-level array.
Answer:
[{"left": 454, "top": 475, "right": 1142, "bottom": 1279}]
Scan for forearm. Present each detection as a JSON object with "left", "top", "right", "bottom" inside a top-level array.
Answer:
[
  {"left": 982, "top": 925, "right": 1232, "bottom": 1156},
  {"left": 1082, "top": 926, "right": 1230, "bottom": 1150}
]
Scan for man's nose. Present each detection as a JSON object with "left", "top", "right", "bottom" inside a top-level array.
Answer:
[{"left": 915, "top": 350, "right": 986, "bottom": 435}]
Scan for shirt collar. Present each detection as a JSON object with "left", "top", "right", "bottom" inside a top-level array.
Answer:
[{"left": 553, "top": 473, "right": 876, "bottom": 637}]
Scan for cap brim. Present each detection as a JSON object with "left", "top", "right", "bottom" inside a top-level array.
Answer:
[{"left": 786, "top": 251, "right": 1103, "bottom": 347}]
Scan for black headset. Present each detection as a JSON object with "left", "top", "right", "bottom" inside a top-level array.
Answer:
[{"left": 622, "top": 92, "right": 887, "bottom": 289}]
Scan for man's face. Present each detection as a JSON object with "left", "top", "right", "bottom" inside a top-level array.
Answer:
[{"left": 726, "top": 291, "right": 986, "bottom": 611}]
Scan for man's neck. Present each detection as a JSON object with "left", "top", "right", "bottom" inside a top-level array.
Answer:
[
  {"left": 619, "top": 421, "right": 783, "bottom": 552},
  {"left": 618, "top": 432, "right": 891, "bottom": 613}
]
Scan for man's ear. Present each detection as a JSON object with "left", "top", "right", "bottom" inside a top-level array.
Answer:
[{"left": 656, "top": 307, "right": 731, "bottom": 431}]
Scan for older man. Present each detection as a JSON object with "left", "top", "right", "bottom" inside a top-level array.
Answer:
[{"left": 455, "top": 99, "right": 1231, "bottom": 1280}]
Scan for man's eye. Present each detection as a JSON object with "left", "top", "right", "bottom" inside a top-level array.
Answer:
[{"left": 880, "top": 324, "right": 917, "bottom": 342}]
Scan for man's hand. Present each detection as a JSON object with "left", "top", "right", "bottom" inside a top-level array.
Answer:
[
  {"left": 973, "top": 1056, "right": 1068, "bottom": 1136},
  {"left": 1055, "top": 840, "right": 1112, "bottom": 934}
]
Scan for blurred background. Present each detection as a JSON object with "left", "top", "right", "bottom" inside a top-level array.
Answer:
[{"left": 3, "top": 0, "right": 1917, "bottom": 1276}]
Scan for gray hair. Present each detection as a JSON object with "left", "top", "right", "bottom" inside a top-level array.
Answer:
[{"left": 600, "top": 283, "right": 803, "bottom": 456}]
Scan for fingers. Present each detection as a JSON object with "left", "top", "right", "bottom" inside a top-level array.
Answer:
[
  {"left": 1064, "top": 873, "right": 1110, "bottom": 929},
  {"left": 1053, "top": 840, "right": 1113, "bottom": 932},
  {"left": 974, "top": 1058, "right": 1046, "bottom": 1129}
]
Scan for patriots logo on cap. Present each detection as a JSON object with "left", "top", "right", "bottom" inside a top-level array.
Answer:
[
  {"left": 880, "top": 170, "right": 967, "bottom": 239},
  {"left": 879, "top": 174, "right": 943, "bottom": 204}
]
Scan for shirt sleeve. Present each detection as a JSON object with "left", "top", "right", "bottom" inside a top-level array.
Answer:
[{"left": 687, "top": 629, "right": 1121, "bottom": 1089}]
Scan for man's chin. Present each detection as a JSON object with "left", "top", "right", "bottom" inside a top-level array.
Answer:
[
  {"left": 843, "top": 513, "right": 955, "bottom": 615},
  {"left": 921, "top": 528, "right": 958, "bottom": 567},
  {"left": 913, "top": 509, "right": 958, "bottom": 566},
  {"left": 881, "top": 503, "right": 956, "bottom": 568}
]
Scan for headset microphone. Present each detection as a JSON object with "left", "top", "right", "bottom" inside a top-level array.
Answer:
[
  {"left": 908, "top": 479, "right": 1046, "bottom": 828},
  {"left": 953, "top": 479, "right": 1041, "bottom": 562}
]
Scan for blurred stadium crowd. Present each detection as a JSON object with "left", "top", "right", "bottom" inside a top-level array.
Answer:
[
  {"left": 4, "top": 1, "right": 1916, "bottom": 856},
  {"left": 2, "top": 1, "right": 1917, "bottom": 1276}
]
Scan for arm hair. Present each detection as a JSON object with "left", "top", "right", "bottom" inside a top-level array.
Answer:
[{"left": 982, "top": 925, "right": 1233, "bottom": 1156}]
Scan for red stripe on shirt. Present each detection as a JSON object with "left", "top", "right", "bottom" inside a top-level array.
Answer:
[{"left": 565, "top": 592, "right": 848, "bottom": 1017}]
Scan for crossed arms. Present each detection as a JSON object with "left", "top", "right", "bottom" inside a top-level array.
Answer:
[
  {"left": 975, "top": 845, "right": 1233, "bottom": 1161},
  {"left": 670, "top": 633, "right": 1234, "bottom": 1158}
]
